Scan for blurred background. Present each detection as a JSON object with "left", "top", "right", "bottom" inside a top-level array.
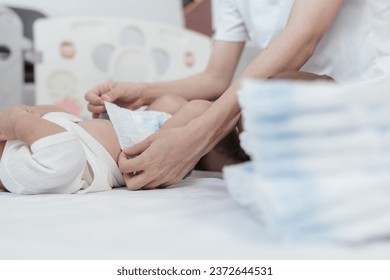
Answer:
[{"left": 0, "top": 0, "right": 257, "bottom": 117}]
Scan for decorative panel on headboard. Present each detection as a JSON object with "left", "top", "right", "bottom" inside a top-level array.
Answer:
[{"left": 33, "top": 17, "right": 212, "bottom": 118}]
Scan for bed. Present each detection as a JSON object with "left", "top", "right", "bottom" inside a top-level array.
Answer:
[
  {"left": 2, "top": 11, "right": 390, "bottom": 262},
  {"left": 1, "top": 170, "right": 390, "bottom": 260}
]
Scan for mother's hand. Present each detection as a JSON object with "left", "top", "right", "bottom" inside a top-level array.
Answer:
[
  {"left": 118, "top": 126, "right": 204, "bottom": 190},
  {"left": 85, "top": 82, "right": 144, "bottom": 118}
]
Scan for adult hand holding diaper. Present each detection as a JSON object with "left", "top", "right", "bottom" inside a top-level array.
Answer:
[{"left": 104, "top": 101, "right": 171, "bottom": 150}]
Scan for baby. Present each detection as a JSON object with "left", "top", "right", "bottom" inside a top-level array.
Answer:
[{"left": 0, "top": 95, "right": 246, "bottom": 194}]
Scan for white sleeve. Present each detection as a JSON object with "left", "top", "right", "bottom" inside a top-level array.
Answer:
[
  {"left": 43, "top": 112, "right": 83, "bottom": 123},
  {"left": 213, "top": 0, "right": 249, "bottom": 42},
  {"left": 0, "top": 131, "right": 86, "bottom": 194}
]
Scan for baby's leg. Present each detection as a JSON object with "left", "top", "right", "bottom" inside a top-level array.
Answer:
[
  {"left": 268, "top": 71, "right": 335, "bottom": 81},
  {"left": 147, "top": 95, "right": 188, "bottom": 115},
  {"left": 161, "top": 99, "right": 212, "bottom": 128}
]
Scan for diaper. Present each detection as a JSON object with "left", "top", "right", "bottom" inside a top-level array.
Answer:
[{"left": 105, "top": 101, "right": 171, "bottom": 149}]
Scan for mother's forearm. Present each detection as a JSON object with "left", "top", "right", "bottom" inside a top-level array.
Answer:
[
  {"left": 186, "top": 83, "right": 242, "bottom": 156},
  {"left": 240, "top": 31, "right": 318, "bottom": 82},
  {"left": 242, "top": 0, "right": 344, "bottom": 80},
  {"left": 187, "top": 27, "right": 323, "bottom": 154},
  {"left": 139, "top": 70, "right": 230, "bottom": 105}
]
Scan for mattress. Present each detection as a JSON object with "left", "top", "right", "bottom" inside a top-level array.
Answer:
[{"left": 1, "top": 171, "right": 390, "bottom": 260}]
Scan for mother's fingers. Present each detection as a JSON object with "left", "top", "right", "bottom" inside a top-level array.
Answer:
[
  {"left": 87, "top": 103, "right": 106, "bottom": 117},
  {"left": 0, "top": 133, "right": 6, "bottom": 141},
  {"left": 119, "top": 127, "right": 200, "bottom": 190},
  {"left": 141, "top": 179, "right": 171, "bottom": 190},
  {"left": 85, "top": 83, "right": 113, "bottom": 104},
  {"left": 123, "top": 134, "right": 154, "bottom": 157},
  {"left": 84, "top": 91, "right": 102, "bottom": 106},
  {"left": 118, "top": 151, "right": 146, "bottom": 174},
  {"left": 85, "top": 89, "right": 102, "bottom": 104},
  {"left": 124, "top": 172, "right": 176, "bottom": 191},
  {"left": 123, "top": 172, "right": 153, "bottom": 191}
]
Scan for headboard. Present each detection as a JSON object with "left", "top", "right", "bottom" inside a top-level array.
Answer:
[{"left": 33, "top": 17, "right": 212, "bottom": 118}]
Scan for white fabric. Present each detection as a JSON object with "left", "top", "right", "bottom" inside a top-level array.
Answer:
[
  {"left": 0, "top": 132, "right": 87, "bottom": 194},
  {"left": 224, "top": 77, "right": 390, "bottom": 243},
  {"left": 0, "top": 112, "right": 124, "bottom": 194},
  {"left": 214, "top": 0, "right": 390, "bottom": 83},
  {"left": 1, "top": 170, "right": 390, "bottom": 259},
  {"left": 105, "top": 101, "right": 171, "bottom": 149}
]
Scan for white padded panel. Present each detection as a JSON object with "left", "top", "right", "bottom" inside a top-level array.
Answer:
[
  {"left": 0, "top": 0, "right": 184, "bottom": 27},
  {"left": 0, "top": 7, "right": 26, "bottom": 110},
  {"left": 34, "top": 17, "right": 212, "bottom": 118}
]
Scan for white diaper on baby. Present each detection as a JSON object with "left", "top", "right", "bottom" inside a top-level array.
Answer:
[{"left": 104, "top": 102, "right": 171, "bottom": 149}]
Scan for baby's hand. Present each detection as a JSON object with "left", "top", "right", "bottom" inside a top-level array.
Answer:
[{"left": 0, "top": 105, "right": 29, "bottom": 141}]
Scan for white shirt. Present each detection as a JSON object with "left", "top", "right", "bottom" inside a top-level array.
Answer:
[
  {"left": 214, "top": 0, "right": 390, "bottom": 83},
  {"left": 0, "top": 112, "right": 124, "bottom": 194}
]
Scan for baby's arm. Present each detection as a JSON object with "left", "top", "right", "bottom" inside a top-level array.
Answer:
[
  {"left": 20, "top": 104, "right": 68, "bottom": 117},
  {"left": 0, "top": 105, "right": 66, "bottom": 146}
]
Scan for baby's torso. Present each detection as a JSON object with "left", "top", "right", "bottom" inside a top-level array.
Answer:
[{"left": 77, "top": 119, "right": 121, "bottom": 164}]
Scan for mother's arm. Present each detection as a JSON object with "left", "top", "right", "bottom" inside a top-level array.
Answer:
[
  {"left": 120, "top": 0, "right": 345, "bottom": 190},
  {"left": 138, "top": 41, "right": 245, "bottom": 102},
  {"left": 198, "top": 0, "right": 345, "bottom": 149},
  {"left": 85, "top": 41, "right": 244, "bottom": 117}
]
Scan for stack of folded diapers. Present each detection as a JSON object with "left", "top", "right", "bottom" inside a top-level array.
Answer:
[{"left": 224, "top": 77, "right": 390, "bottom": 243}]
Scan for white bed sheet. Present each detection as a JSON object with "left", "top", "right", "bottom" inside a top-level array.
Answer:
[{"left": 1, "top": 171, "right": 390, "bottom": 260}]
